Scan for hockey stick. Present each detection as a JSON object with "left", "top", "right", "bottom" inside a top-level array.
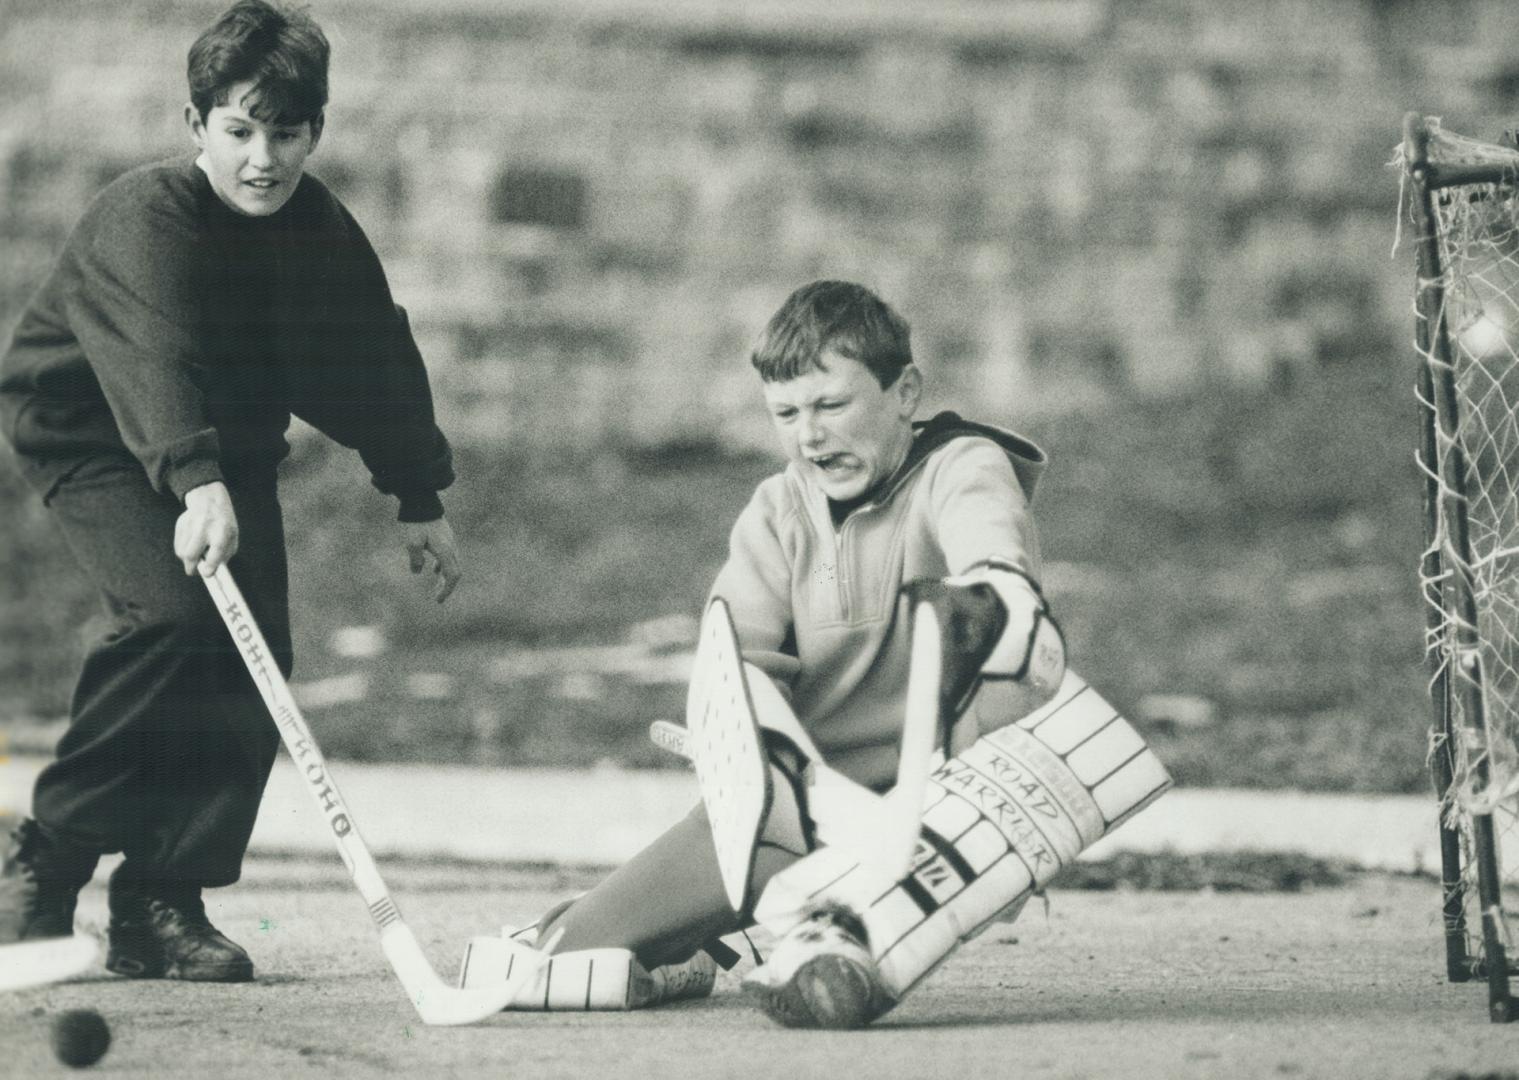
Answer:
[
  {"left": 0, "top": 935, "right": 98, "bottom": 993},
  {"left": 205, "top": 566, "right": 546, "bottom": 1025},
  {"left": 875, "top": 580, "right": 1065, "bottom": 883}
]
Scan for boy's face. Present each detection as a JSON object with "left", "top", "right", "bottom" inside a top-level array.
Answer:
[
  {"left": 185, "top": 79, "right": 322, "bottom": 217},
  {"left": 762, "top": 350, "right": 922, "bottom": 502}
]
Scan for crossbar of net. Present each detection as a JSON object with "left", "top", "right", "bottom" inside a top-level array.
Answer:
[{"left": 1410, "top": 121, "right": 1519, "bottom": 964}]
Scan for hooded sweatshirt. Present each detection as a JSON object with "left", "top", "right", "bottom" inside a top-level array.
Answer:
[{"left": 710, "top": 410, "right": 1047, "bottom": 787}]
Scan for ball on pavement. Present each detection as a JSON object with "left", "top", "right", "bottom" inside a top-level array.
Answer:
[{"left": 51, "top": 1009, "right": 110, "bottom": 1068}]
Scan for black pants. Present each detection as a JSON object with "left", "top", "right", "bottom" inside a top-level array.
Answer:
[{"left": 29, "top": 455, "right": 291, "bottom": 886}]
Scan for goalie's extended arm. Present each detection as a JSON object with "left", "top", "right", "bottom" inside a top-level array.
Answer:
[
  {"left": 903, "top": 558, "right": 1067, "bottom": 742},
  {"left": 878, "top": 561, "right": 1067, "bottom": 881}
]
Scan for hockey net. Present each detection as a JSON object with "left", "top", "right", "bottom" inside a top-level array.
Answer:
[{"left": 1402, "top": 116, "right": 1519, "bottom": 985}]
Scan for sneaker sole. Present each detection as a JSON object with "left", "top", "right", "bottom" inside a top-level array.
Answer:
[{"left": 106, "top": 949, "right": 253, "bottom": 983}]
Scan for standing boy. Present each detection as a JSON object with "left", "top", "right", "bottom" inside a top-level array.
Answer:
[
  {"left": 0, "top": 0, "right": 461, "bottom": 983},
  {"left": 461, "top": 281, "right": 1164, "bottom": 1026}
]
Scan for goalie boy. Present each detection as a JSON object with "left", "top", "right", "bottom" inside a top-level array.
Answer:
[{"left": 461, "top": 280, "right": 1170, "bottom": 1027}]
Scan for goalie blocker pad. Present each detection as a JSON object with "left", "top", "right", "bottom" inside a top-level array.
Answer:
[
  {"left": 751, "top": 669, "right": 1172, "bottom": 1004},
  {"left": 687, "top": 596, "right": 855, "bottom": 914},
  {"left": 687, "top": 597, "right": 773, "bottom": 915}
]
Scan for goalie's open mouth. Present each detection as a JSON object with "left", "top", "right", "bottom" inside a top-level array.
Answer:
[{"left": 810, "top": 453, "right": 854, "bottom": 473}]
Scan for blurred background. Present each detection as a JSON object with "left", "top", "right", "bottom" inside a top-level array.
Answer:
[{"left": 2, "top": 0, "right": 1511, "bottom": 792}]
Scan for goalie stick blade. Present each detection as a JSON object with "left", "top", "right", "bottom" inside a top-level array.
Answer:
[
  {"left": 382, "top": 923, "right": 550, "bottom": 1026},
  {"left": 874, "top": 599, "right": 943, "bottom": 882},
  {"left": 0, "top": 934, "right": 99, "bottom": 993}
]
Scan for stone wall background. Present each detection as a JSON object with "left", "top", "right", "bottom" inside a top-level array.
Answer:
[
  {"left": 2, "top": 0, "right": 1510, "bottom": 785},
  {"left": 4, "top": 0, "right": 1510, "bottom": 449}
]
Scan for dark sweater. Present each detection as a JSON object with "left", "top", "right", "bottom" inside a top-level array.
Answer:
[{"left": 0, "top": 157, "right": 453, "bottom": 521}]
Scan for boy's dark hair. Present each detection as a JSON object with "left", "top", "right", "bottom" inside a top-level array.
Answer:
[
  {"left": 188, "top": 1, "right": 330, "bottom": 125},
  {"left": 750, "top": 280, "right": 913, "bottom": 388}
]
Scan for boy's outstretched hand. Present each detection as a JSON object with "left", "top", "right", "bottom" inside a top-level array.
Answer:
[{"left": 404, "top": 516, "right": 463, "bottom": 603}]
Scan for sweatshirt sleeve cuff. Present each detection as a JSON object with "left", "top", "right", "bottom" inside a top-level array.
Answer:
[
  {"left": 167, "top": 459, "right": 227, "bottom": 503},
  {"left": 396, "top": 489, "right": 444, "bottom": 523}
]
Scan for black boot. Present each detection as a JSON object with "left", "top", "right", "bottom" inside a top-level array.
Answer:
[
  {"left": 0, "top": 818, "right": 99, "bottom": 943},
  {"left": 105, "top": 868, "right": 253, "bottom": 982}
]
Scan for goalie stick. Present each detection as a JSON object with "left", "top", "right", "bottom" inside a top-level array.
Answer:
[
  {"left": 880, "top": 575, "right": 1067, "bottom": 884},
  {"left": 878, "top": 596, "right": 942, "bottom": 881},
  {"left": 206, "top": 566, "right": 547, "bottom": 1026}
]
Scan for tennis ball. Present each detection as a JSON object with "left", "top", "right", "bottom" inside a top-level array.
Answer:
[{"left": 51, "top": 1009, "right": 110, "bottom": 1069}]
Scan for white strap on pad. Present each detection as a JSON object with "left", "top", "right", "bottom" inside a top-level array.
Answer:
[{"left": 649, "top": 713, "right": 896, "bottom": 875}]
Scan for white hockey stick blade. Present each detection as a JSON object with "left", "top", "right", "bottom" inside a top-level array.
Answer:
[
  {"left": 206, "top": 566, "right": 546, "bottom": 1025},
  {"left": 381, "top": 923, "right": 546, "bottom": 1025},
  {"left": 874, "top": 598, "right": 943, "bottom": 881},
  {"left": 0, "top": 934, "right": 98, "bottom": 993}
]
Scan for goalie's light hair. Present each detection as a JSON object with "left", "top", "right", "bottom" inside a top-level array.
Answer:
[
  {"left": 751, "top": 280, "right": 913, "bottom": 389},
  {"left": 188, "top": 0, "right": 330, "bottom": 126}
]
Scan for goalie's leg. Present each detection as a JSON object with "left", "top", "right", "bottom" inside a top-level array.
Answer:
[
  {"left": 533, "top": 705, "right": 814, "bottom": 968},
  {"left": 532, "top": 798, "right": 803, "bottom": 970},
  {"left": 738, "top": 564, "right": 1071, "bottom": 1029},
  {"left": 747, "top": 670, "right": 1172, "bottom": 1029},
  {"left": 470, "top": 788, "right": 807, "bottom": 1012},
  {"left": 457, "top": 902, "right": 722, "bottom": 1011},
  {"left": 494, "top": 599, "right": 818, "bottom": 999}
]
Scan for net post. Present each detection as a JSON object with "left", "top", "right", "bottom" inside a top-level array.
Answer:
[
  {"left": 1405, "top": 111, "right": 1475, "bottom": 984},
  {"left": 1404, "top": 111, "right": 1517, "bottom": 1021}
]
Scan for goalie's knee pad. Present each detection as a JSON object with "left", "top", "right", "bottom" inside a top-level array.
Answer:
[
  {"left": 749, "top": 670, "right": 1170, "bottom": 1021},
  {"left": 457, "top": 926, "right": 718, "bottom": 1011}
]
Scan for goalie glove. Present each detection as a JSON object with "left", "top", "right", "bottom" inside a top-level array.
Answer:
[{"left": 900, "top": 559, "right": 1066, "bottom": 730}]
